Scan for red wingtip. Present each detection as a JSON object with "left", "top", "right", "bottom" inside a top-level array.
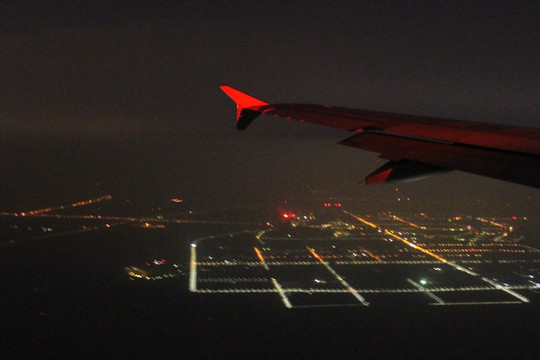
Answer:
[{"left": 220, "top": 86, "right": 269, "bottom": 119}]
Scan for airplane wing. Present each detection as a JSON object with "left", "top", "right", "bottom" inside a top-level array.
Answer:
[{"left": 220, "top": 85, "right": 540, "bottom": 188}]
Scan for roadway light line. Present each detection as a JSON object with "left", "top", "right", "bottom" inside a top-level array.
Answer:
[
  {"left": 384, "top": 230, "right": 448, "bottom": 263},
  {"left": 28, "top": 221, "right": 127, "bottom": 240},
  {"left": 189, "top": 243, "right": 197, "bottom": 292},
  {"left": 181, "top": 285, "right": 537, "bottom": 294},
  {"left": 476, "top": 217, "right": 506, "bottom": 229},
  {"left": 253, "top": 247, "right": 270, "bottom": 271},
  {"left": 271, "top": 278, "right": 292, "bottom": 308},
  {"left": 389, "top": 214, "right": 426, "bottom": 230},
  {"left": 407, "top": 278, "right": 444, "bottom": 304},
  {"left": 429, "top": 301, "right": 523, "bottom": 306},
  {"left": 21, "top": 195, "right": 112, "bottom": 216},
  {"left": 357, "top": 247, "right": 382, "bottom": 263},
  {"left": 343, "top": 211, "right": 378, "bottom": 229},
  {"left": 198, "top": 278, "right": 268, "bottom": 283},
  {"left": 306, "top": 247, "right": 369, "bottom": 306},
  {"left": 197, "top": 289, "right": 277, "bottom": 293},
  {"left": 0, "top": 212, "right": 255, "bottom": 226},
  {"left": 292, "top": 304, "right": 363, "bottom": 309}
]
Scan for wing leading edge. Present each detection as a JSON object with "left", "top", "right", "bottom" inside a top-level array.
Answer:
[{"left": 220, "top": 86, "right": 540, "bottom": 188}]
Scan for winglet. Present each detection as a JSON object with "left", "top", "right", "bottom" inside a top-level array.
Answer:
[{"left": 220, "top": 86, "right": 269, "bottom": 130}]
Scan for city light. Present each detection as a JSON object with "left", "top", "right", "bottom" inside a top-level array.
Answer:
[
  {"left": 186, "top": 209, "right": 538, "bottom": 308},
  {"left": 1, "top": 196, "right": 537, "bottom": 309}
]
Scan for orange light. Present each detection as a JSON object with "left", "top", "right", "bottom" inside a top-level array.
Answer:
[
  {"left": 254, "top": 247, "right": 266, "bottom": 264},
  {"left": 345, "top": 212, "right": 378, "bottom": 229},
  {"left": 306, "top": 247, "right": 324, "bottom": 263},
  {"left": 385, "top": 230, "right": 447, "bottom": 263}
]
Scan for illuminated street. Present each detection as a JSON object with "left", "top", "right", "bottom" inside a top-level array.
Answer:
[
  {"left": 3, "top": 197, "right": 537, "bottom": 308},
  {"left": 1, "top": 196, "right": 538, "bottom": 359},
  {"left": 190, "top": 209, "right": 539, "bottom": 308}
]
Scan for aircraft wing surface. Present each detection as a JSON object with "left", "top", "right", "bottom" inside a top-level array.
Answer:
[{"left": 220, "top": 86, "right": 540, "bottom": 188}]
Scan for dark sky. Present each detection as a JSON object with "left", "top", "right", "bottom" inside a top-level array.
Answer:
[{"left": 1, "top": 1, "right": 539, "bottom": 211}]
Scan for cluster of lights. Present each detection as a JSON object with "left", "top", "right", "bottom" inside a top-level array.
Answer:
[
  {"left": 128, "top": 272, "right": 182, "bottom": 280},
  {"left": 323, "top": 203, "right": 342, "bottom": 207},
  {"left": 127, "top": 263, "right": 185, "bottom": 280}
]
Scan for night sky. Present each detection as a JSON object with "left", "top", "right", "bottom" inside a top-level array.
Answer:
[{"left": 1, "top": 1, "right": 539, "bottom": 211}]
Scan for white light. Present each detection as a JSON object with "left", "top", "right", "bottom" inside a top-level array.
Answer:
[{"left": 191, "top": 244, "right": 197, "bottom": 248}]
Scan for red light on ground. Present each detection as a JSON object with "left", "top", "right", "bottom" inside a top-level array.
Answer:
[
  {"left": 512, "top": 216, "right": 517, "bottom": 220},
  {"left": 335, "top": 203, "right": 342, "bottom": 207},
  {"left": 171, "top": 198, "right": 183, "bottom": 203}
]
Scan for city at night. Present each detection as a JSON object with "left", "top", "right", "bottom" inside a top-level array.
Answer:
[{"left": 1, "top": 2, "right": 538, "bottom": 358}]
